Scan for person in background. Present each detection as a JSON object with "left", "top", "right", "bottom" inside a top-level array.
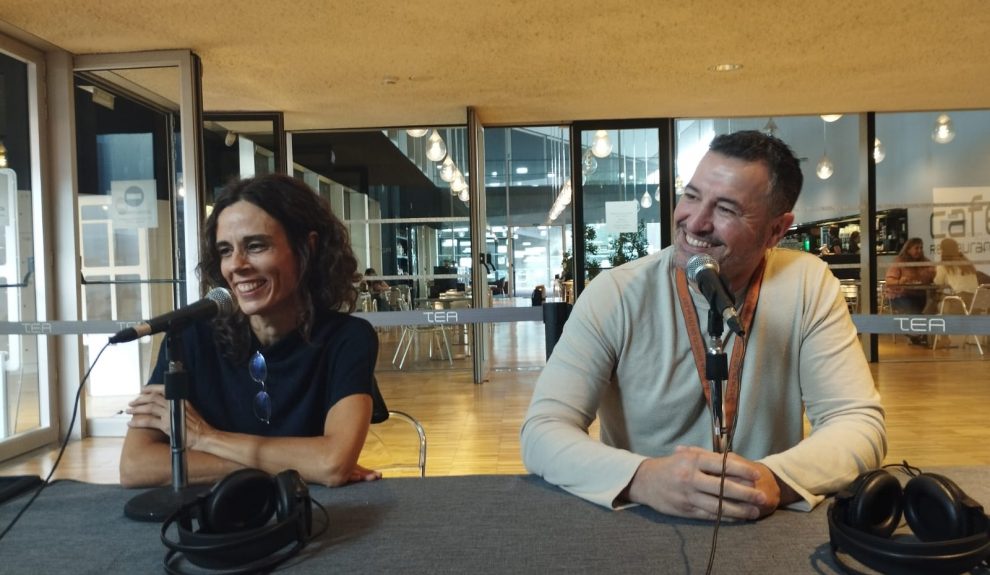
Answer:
[
  {"left": 521, "top": 131, "right": 885, "bottom": 522},
  {"left": 120, "top": 174, "right": 381, "bottom": 488},
  {"left": 884, "top": 237, "right": 935, "bottom": 345},
  {"left": 933, "top": 238, "right": 979, "bottom": 303},
  {"left": 848, "top": 231, "right": 861, "bottom": 255},
  {"left": 362, "top": 267, "right": 391, "bottom": 311}
]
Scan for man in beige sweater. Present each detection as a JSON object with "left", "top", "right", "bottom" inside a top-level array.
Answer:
[{"left": 521, "top": 131, "right": 886, "bottom": 521}]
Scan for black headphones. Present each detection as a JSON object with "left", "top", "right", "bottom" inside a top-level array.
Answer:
[
  {"left": 161, "top": 468, "right": 316, "bottom": 575},
  {"left": 828, "top": 464, "right": 990, "bottom": 574}
]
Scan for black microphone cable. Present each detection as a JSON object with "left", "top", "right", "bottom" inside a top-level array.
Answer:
[
  {"left": 704, "top": 408, "right": 740, "bottom": 575},
  {"left": 0, "top": 341, "right": 110, "bottom": 542}
]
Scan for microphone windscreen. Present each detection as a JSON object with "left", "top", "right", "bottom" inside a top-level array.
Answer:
[
  {"left": 206, "top": 287, "right": 234, "bottom": 317},
  {"left": 686, "top": 253, "right": 719, "bottom": 282}
]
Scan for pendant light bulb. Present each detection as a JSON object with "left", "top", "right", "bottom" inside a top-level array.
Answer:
[
  {"left": 451, "top": 170, "right": 468, "bottom": 193},
  {"left": 640, "top": 190, "right": 653, "bottom": 209},
  {"left": 425, "top": 129, "right": 447, "bottom": 162},
  {"left": 820, "top": 114, "right": 843, "bottom": 123},
  {"left": 458, "top": 187, "right": 470, "bottom": 202},
  {"left": 931, "top": 114, "right": 955, "bottom": 144},
  {"left": 582, "top": 149, "right": 598, "bottom": 175},
  {"left": 654, "top": 186, "right": 661, "bottom": 201},
  {"left": 0, "top": 140, "right": 7, "bottom": 168},
  {"left": 591, "top": 130, "right": 613, "bottom": 158},
  {"left": 873, "top": 138, "right": 886, "bottom": 163},
  {"left": 439, "top": 155, "right": 457, "bottom": 182},
  {"left": 763, "top": 117, "right": 779, "bottom": 137},
  {"left": 816, "top": 155, "right": 834, "bottom": 180},
  {"left": 406, "top": 128, "right": 429, "bottom": 137}
]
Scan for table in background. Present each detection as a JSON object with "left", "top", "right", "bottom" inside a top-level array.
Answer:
[{"left": 1, "top": 469, "right": 986, "bottom": 573}]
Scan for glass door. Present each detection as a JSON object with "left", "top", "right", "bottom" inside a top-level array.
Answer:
[
  {"left": 0, "top": 37, "right": 55, "bottom": 460},
  {"left": 72, "top": 51, "right": 205, "bottom": 436}
]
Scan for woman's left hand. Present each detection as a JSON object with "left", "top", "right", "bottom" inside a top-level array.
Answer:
[
  {"left": 125, "top": 384, "right": 214, "bottom": 448},
  {"left": 348, "top": 463, "right": 382, "bottom": 483}
]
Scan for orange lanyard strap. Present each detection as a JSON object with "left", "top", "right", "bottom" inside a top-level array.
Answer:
[{"left": 674, "top": 257, "right": 766, "bottom": 443}]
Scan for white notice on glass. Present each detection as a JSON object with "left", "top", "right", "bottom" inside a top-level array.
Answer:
[
  {"left": 110, "top": 179, "right": 159, "bottom": 229},
  {"left": 604, "top": 201, "right": 638, "bottom": 233}
]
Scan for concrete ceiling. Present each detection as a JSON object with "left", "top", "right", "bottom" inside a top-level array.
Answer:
[{"left": 2, "top": 1, "right": 988, "bottom": 130}]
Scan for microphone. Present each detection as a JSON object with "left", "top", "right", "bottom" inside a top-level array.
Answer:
[
  {"left": 686, "top": 254, "right": 744, "bottom": 337},
  {"left": 109, "top": 287, "right": 234, "bottom": 344}
]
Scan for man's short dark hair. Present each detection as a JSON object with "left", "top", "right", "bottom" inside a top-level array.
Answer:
[{"left": 709, "top": 130, "right": 803, "bottom": 215}]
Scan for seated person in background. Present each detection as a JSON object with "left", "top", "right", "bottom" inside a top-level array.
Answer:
[
  {"left": 120, "top": 174, "right": 382, "bottom": 488},
  {"left": 885, "top": 237, "right": 935, "bottom": 345},
  {"left": 521, "top": 131, "right": 886, "bottom": 521},
  {"left": 361, "top": 267, "right": 391, "bottom": 311},
  {"left": 933, "top": 238, "right": 978, "bottom": 303},
  {"left": 848, "top": 231, "right": 861, "bottom": 254}
]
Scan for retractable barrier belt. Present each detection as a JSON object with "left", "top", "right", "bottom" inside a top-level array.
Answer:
[{"left": 0, "top": 310, "right": 987, "bottom": 336}]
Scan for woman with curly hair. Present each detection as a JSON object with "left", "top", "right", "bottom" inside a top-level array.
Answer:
[{"left": 120, "top": 174, "right": 381, "bottom": 488}]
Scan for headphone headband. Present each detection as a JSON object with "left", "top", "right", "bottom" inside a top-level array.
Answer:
[
  {"left": 828, "top": 467, "right": 990, "bottom": 574},
  {"left": 160, "top": 469, "right": 313, "bottom": 575}
]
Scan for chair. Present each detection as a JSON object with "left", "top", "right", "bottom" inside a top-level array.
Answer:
[
  {"left": 967, "top": 284, "right": 990, "bottom": 349},
  {"left": 391, "top": 300, "right": 453, "bottom": 369},
  {"left": 839, "top": 279, "right": 860, "bottom": 315},
  {"left": 931, "top": 295, "right": 983, "bottom": 355},
  {"left": 368, "top": 376, "right": 427, "bottom": 477}
]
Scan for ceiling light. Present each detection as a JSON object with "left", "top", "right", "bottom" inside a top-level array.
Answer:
[
  {"left": 640, "top": 190, "right": 653, "bottom": 209},
  {"left": 816, "top": 155, "right": 834, "bottom": 179},
  {"left": 439, "top": 156, "right": 457, "bottom": 182},
  {"left": 425, "top": 129, "right": 447, "bottom": 162},
  {"left": 515, "top": 166, "right": 529, "bottom": 175},
  {"left": 451, "top": 170, "right": 468, "bottom": 193},
  {"left": 710, "top": 63, "right": 743, "bottom": 72},
  {"left": 873, "top": 138, "right": 886, "bottom": 164},
  {"left": 458, "top": 187, "right": 470, "bottom": 202},
  {"left": 816, "top": 119, "right": 833, "bottom": 180},
  {"left": 591, "top": 130, "right": 612, "bottom": 158},
  {"left": 931, "top": 114, "right": 955, "bottom": 144},
  {"left": 763, "top": 117, "right": 779, "bottom": 137},
  {"left": 0, "top": 140, "right": 7, "bottom": 168},
  {"left": 406, "top": 128, "right": 429, "bottom": 137},
  {"left": 820, "top": 114, "right": 843, "bottom": 123},
  {"left": 224, "top": 131, "right": 238, "bottom": 147},
  {"left": 582, "top": 149, "right": 598, "bottom": 175}
]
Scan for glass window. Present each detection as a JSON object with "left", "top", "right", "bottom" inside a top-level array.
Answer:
[{"left": 877, "top": 110, "right": 990, "bottom": 361}]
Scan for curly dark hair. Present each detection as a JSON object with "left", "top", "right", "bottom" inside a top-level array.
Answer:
[
  {"left": 709, "top": 130, "right": 803, "bottom": 216},
  {"left": 197, "top": 174, "right": 360, "bottom": 361}
]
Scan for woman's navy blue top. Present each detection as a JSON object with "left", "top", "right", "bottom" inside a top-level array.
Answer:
[{"left": 148, "top": 311, "right": 378, "bottom": 437}]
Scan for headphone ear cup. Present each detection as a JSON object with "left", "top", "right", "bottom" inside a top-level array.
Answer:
[
  {"left": 201, "top": 468, "right": 278, "bottom": 533},
  {"left": 903, "top": 473, "right": 970, "bottom": 541},
  {"left": 274, "top": 469, "right": 311, "bottom": 537},
  {"left": 841, "top": 469, "right": 904, "bottom": 538}
]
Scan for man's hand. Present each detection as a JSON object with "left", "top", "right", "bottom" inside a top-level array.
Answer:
[{"left": 625, "top": 445, "right": 782, "bottom": 520}]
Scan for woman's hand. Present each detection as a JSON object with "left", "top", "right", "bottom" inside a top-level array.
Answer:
[
  {"left": 348, "top": 463, "right": 382, "bottom": 484},
  {"left": 125, "top": 384, "right": 215, "bottom": 449}
]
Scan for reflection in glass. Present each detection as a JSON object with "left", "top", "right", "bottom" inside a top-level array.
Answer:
[{"left": 931, "top": 113, "right": 955, "bottom": 144}]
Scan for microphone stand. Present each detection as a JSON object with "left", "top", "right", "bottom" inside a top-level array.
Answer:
[
  {"left": 124, "top": 329, "right": 209, "bottom": 521},
  {"left": 705, "top": 308, "right": 729, "bottom": 454}
]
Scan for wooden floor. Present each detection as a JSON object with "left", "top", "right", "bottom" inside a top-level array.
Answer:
[{"left": 1, "top": 320, "right": 988, "bottom": 484}]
